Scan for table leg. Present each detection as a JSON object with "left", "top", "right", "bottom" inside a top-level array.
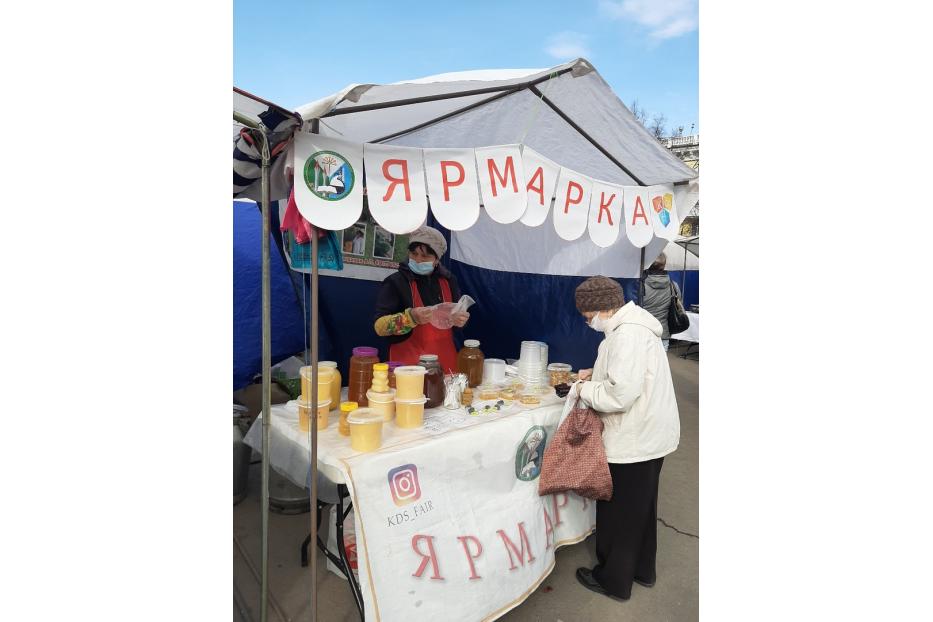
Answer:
[{"left": 335, "top": 486, "right": 365, "bottom": 620}]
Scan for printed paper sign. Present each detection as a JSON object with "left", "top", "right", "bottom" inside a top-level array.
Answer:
[
  {"left": 623, "top": 186, "right": 654, "bottom": 248},
  {"left": 475, "top": 144, "right": 527, "bottom": 224},
  {"left": 587, "top": 181, "right": 624, "bottom": 248},
  {"left": 292, "top": 133, "right": 364, "bottom": 231},
  {"left": 520, "top": 147, "right": 560, "bottom": 227},
  {"left": 423, "top": 148, "right": 480, "bottom": 231},
  {"left": 552, "top": 167, "right": 593, "bottom": 241},
  {"left": 364, "top": 143, "right": 429, "bottom": 235},
  {"left": 647, "top": 183, "right": 679, "bottom": 241}
]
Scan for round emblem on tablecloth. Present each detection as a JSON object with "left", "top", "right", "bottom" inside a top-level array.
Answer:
[{"left": 515, "top": 426, "right": 547, "bottom": 481}]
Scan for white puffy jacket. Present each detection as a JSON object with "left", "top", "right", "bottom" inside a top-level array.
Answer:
[{"left": 578, "top": 302, "right": 680, "bottom": 463}]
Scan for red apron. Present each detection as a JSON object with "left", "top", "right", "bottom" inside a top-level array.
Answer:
[{"left": 389, "top": 278, "right": 459, "bottom": 373}]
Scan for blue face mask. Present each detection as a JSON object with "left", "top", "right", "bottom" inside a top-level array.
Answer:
[{"left": 408, "top": 258, "right": 435, "bottom": 275}]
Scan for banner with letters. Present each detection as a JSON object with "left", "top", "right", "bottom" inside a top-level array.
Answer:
[
  {"left": 339, "top": 406, "right": 596, "bottom": 622},
  {"left": 291, "top": 132, "right": 687, "bottom": 259}
]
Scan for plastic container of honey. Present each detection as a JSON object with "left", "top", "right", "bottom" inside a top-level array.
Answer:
[
  {"left": 298, "top": 398, "right": 332, "bottom": 432},
  {"left": 347, "top": 408, "right": 384, "bottom": 452},
  {"left": 457, "top": 339, "right": 485, "bottom": 388},
  {"left": 349, "top": 346, "right": 379, "bottom": 406},
  {"left": 300, "top": 366, "right": 334, "bottom": 404},
  {"left": 371, "top": 362, "right": 390, "bottom": 393},
  {"left": 547, "top": 363, "right": 572, "bottom": 387},
  {"left": 338, "top": 401, "right": 358, "bottom": 437},
  {"left": 319, "top": 361, "right": 341, "bottom": 409},
  {"left": 387, "top": 361, "right": 403, "bottom": 389},
  {"left": 395, "top": 396, "right": 428, "bottom": 428},
  {"left": 394, "top": 365, "right": 427, "bottom": 400},
  {"left": 366, "top": 388, "right": 396, "bottom": 422},
  {"left": 476, "top": 383, "right": 501, "bottom": 401}
]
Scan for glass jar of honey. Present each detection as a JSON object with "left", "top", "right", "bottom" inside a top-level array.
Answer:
[
  {"left": 457, "top": 339, "right": 485, "bottom": 388},
  {"left": 418, "top": 354, "right": 445, "bottom": 409},
  {"left": 349, "top": 346, "right": 379, "bottom": 407}
]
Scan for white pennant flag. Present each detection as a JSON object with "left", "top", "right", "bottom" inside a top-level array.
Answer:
[
  {"left": 623, "top": 186, "right": 654, "bottom": 248},
  {"left": 587, "top": 181, "right": 624, "bottom": 248},
  {"left": 552, "top": 167, "right": 593, "bottom": 241},
  {"left": 647, "top": 184, "right": 679, "bottom": 241},
  {"left": 475, "top": 144, "right": 527, "bottom": 224},
  {"left": 520, "top": 147, "right": 560, "bottom": 227},
  {"left": 363, "top": 143, "right": 428, "bottom": 235},
  {"left": 292, "top": 133, "right": 364, "bottom": 231},
  {"left": 422, "top": 148, "right": 480, "bottom": 231}
]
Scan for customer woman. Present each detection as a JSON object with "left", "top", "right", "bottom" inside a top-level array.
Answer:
[
  {"left": 372, "top": 225, "right": 469, "bottom": 371},
  {"left": 641, "top": 252, "right": 682, "bottom": 351},
  {"left": 572, "top": 276, "right": 680, "bottom": 601}
]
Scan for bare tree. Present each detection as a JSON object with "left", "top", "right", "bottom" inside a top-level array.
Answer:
[
  {"left": 649, "top": 113, "right": 667, "bottom": 140},
  {"left": 630, "top": 99, "right": 648, "bottom": 126}
]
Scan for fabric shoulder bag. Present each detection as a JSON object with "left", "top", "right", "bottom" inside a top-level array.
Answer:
[
  {"left": 668, "top": 281, "right": 690, "bottom": 335},
  {"left": 538, "top": 396, "right": 613, "bottom": 501}
]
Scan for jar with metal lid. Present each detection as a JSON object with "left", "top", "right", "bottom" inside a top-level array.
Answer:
[
  {"left": 457, "top": 339, "right": 485, "bottom": 388},
  {"left": 418, "top": 354, "right": 445, "bottom": 409}
]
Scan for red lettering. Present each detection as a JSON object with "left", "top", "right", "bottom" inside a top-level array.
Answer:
[
  {"left": 563, "top": 181, "right": 583, "bottom": 214},
  {"left": 487, "top": 156, "right": 518, "bottom": 197},
  {"left": 552, "top": 493, "right": 568, "bottom": 527},
  {"left": 382, "top": 159, "right": 411, "bottom": 202},
  {"left": 440, "top": 160, "right": 465, "bottom": 202},
  {"left": 411, "top": 534, "right": 444, "bottom": 580},
  {"left": 457, "top": 535, "right": 484, "bottom": 580},
  {"left": 497, "top": 522, "right": 536, "bottom": 571},
  {"left": 543, "top": 507, "right": 555, "bottom": 550},
  {"left": 632, "top": 195, "right": 649, "bottom": 225},
  {"left": 526, "top": 167, "right": 545, "bottom": 206},
  {"left": 596, "top": 192, "right": 616, "bottom": 225}
]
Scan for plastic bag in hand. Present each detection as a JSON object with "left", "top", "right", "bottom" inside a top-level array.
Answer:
[{"left": 429, "top": 295, "right": 476, "bottom": 329}]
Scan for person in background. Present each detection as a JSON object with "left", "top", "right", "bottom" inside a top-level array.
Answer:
[
  {"left": 373, "top": 226, "right": 469, "bottom": 371},
  {"left": 641, "top": 253, "right": 682, "bottom": 351},
  {"left": 572, "top": 276, "right": 680, "bottom": 602},
  {"left": 351, "top": 229, "right": 365, "bottom": 255}
]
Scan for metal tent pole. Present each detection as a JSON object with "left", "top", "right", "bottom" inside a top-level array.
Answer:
[
  {"left": 309, "top": 117, "right": 321, "bottom": 622},
  {"left": 258, "top": 126, "right": 273, "bottom": 622},
  {"left": 639, "top": 249, "right": 645, "bottom": 305},
  {"left": 682, "top": 243, "right": 688, "bottom": 303}
]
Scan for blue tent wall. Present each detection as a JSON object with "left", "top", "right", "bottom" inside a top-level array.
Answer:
[
  {"left": 233, "top": 200, "right": 312, "bottom": 390},
  {"left": 668, "top": 270, "right": 699, "bottom": 309}
]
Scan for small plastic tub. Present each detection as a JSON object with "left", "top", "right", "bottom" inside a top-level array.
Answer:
[
  {"left": 394, "top": 365, "right": 427, "bottom": 400},
  {"left": 298, "top": 398, "right": 332, "bottom": 432},
  {"left": 518, "top": 388, "right": 542, "bottom": 406},
  {"left": 348, "top": 408, "right": 384, "bottom": 452},
  {"left": 547, "top": 363, "right": 573, "bottom": 387},
  {"left": 366, "top": 388, "right": 397, "bottom": 422},
  {"left": 300, "top": 365, "right": 334, "bottom": 403},
  {"left": 395, "top": 396, "right": 428, "bottom": 428},
  {"left": 476, "top": 383, "right": 501, "bottom": 401}
]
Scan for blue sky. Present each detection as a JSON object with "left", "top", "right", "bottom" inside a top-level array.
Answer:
[{"left": 234, "top": 0, "right": 698, "bottom": 134}]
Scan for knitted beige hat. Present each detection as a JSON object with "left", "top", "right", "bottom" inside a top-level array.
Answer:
[
  {"left": 575, "top": 276, "right": 625, "bottom": 313},
  {"left": 408, "top": 226, "right": 447, "bottom": 258}
]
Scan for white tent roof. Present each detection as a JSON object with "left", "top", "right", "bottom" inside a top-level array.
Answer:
[
  {"left": 289, "top": 58, "right": 697, "bottom": 278},
  {"left": 663, "top": 238, "right": 699, "bottom": 271}
]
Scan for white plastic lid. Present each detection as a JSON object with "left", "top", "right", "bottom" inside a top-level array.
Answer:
[
  {"left": 419, "top": 354, "right": 438, "bottom": 362},
  {"left": 394, "top": 365, "right": 427, "bottom": 376},
  {"left": 464, "top": 339, "right": 480, "bottom": 348},
  {"left": 347, "top": 408, "right": 383, "bottom": 425},
  {"left": 394, "top": 395, "right": 428, "bottom": 405},
  {"left": 366, "top": 388, "right": 397, "bottom": 402},
  {"left": 319, "top": 361, "right": 338, "bottom": 368},
  {"left": 547, "top": 363, "right": 572, "bottom": 371}
]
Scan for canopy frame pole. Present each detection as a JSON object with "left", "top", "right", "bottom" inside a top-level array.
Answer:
[
  {"left": 683, "top": 242, "right": 688, "bottom": 302},
  {"left": 257, "top": 123, "right": 273, "bottom": 622},
  {"left": 309, "top": 117, "right": 321, "bottom": 622},
  {"left": 639, "top": 246, "right": 646, "bottom": 306}
]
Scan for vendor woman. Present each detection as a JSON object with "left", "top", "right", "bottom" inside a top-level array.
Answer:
[{"left": 373, "top": 225, "right": 469, "bottom": 371}]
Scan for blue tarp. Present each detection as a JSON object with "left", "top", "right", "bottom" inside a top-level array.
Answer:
[{"left": 233, "top": 200, "right": 310, "bottom": 390}]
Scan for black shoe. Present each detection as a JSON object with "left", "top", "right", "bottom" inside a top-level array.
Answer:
[
  {"left": 576, "top": 567, "right": 630, "bottom": 601},
  {"left": 634, "top": 576, "right": 656, "bottom": 588}
]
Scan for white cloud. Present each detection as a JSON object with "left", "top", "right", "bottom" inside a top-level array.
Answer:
[
  {"left": 599, "top": 0, "right": 698, "bottom": 40},
  {"left": 544, "top": 31, "right": 591, "bottom": 60}
]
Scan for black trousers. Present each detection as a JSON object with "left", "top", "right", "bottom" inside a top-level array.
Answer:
[{"left": 593, "top": 457, "right": 664, "bottom": 599}]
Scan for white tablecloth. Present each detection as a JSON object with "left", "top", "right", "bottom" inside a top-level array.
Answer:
[
  {"left": 244, "top": 393, "right": 595, "bottom": 622},
  {"left": 672, "top": 311, "right": 699, "bottom": 343}
]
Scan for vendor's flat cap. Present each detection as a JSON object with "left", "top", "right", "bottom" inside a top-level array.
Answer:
[
  {"left": 575, "top": 276, "right": 625, "bottom": 313},
  {"left": 408, "top": 226, "right": 447, "bottom": 258}
]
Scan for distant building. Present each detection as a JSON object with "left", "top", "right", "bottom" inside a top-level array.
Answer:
[{"left": 664, "top": 133, "right": 699, "bottom": 237}]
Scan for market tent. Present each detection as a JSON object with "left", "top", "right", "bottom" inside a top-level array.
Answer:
[
  {"left": 663, "top": 238, "right": 699, "bottom": 309},
  {"left": 237, "top": 58, "right": 698, "bottom": 374}
]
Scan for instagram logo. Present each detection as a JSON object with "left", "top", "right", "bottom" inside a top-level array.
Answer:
[{"left": 387, "top": 464, "right": 421, "bottom": 506}]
